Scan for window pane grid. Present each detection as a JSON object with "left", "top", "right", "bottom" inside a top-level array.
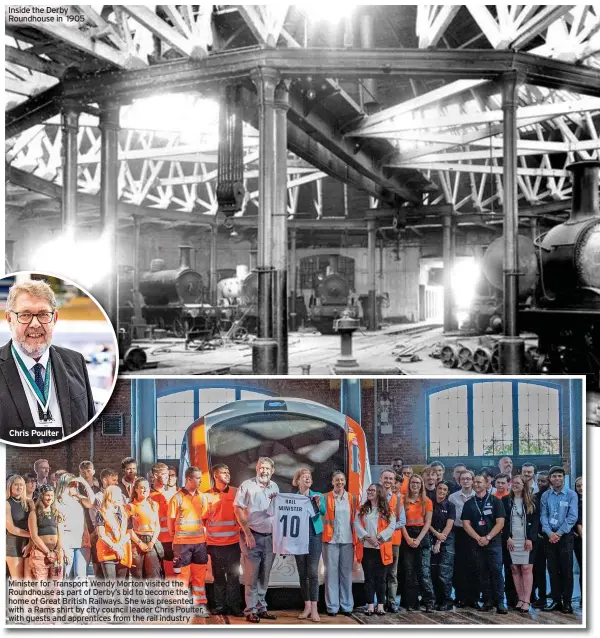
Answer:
[
  {"left": 157, "top": 390, "right": 194, "bottom": 459},
  {"left": 518, "top": 384, "right": 560, "bottom": 455},
  {"left": 429, "top": 381, "right": 561, "bottom": 460},
  {"left": 429, "top": 385, "right": 468, "bottom": 457},
  {"left": 473, "top": 382, "right": 513, "bottom": 456},
  {"left": 157, "top": 387, "right": 271, "bottom": 459}
]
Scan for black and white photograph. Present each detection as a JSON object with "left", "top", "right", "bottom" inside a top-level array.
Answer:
[
  {"left": 2, "top": 3, "right": 598, "bottom": 633},
  {"left": 4, "top": 4, "right": 599, "bottom": 379}
]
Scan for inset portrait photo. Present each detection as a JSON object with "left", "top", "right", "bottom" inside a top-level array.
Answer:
[{"left": 0, "top": 272, "right": 118, "bottom": 446}]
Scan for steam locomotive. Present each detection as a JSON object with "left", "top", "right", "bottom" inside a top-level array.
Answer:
[
  {"left": 119, "top": 246, "right": 220, "bottom": 340},
  {"left": 483, "top": 160, "right": 600, "bottom": 383},
  {"left": 308, "top": 271, "right": 359, "bottom": 335}
]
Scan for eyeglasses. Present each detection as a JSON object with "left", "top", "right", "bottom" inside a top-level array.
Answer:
[{"left": 10, "top": 311, "right": 55, "bottom": 324}]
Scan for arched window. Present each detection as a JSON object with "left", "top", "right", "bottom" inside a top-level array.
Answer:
[
  {"left": 157, "top": 385, "right": 276, "bottom": 459},
  {"left": 427, "top": 380, "right": 563, "bottom": 463}
]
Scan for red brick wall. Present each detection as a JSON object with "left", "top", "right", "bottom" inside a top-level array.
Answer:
[
  {"left": 6, "top": 379, "right": 131, "bottom": 477},
  {"left": 7, "top": 378, "right": 576, "bottom": 478}
]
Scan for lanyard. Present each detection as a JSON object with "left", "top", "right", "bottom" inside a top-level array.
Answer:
[
  {"left": 474, "top": 493, "right": 490, "bottom": 520},
  {"left": 12, "top": 344, "right": 52, "bottom": 412}
]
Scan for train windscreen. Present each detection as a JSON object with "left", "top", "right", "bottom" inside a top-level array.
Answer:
[{"left": 206, "top": 412, "right": 347, "bottom": 493}]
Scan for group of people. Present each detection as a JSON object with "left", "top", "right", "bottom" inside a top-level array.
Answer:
[{"left": 6, "top": 454, "right": 583, "bottom": 622}]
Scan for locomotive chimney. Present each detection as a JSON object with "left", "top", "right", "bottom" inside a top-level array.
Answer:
[
  {"left": 567, "top": 160, "right": 600, "bottom": 222},
  {"left": 179, "top": 245, "right": 192, "bottom": 270}
]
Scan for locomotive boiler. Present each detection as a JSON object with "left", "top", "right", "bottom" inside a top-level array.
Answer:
[
  {"left": 483, "top": 160, "right": 600, "bottom": 382},
  {"left": 308, "top": 272, "right": 358, "bottom": 335}
]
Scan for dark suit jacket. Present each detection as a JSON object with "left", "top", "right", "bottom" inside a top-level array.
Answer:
[
  {"left": 501, "top": 495, "right": 540, "bottom": 544},
  {"left": 0, "top": 340, "right": 96, "bottom": 444}
]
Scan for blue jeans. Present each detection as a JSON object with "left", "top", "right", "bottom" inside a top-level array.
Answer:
[
  {"left": 63, "top": 547, "right": 91, "bottom": 580},
  {"left": 430, "top": 534, "right": 455, "bottom": 604},
  {"left": 323, "top": 542, "right": 354, "bottom": 613},
  {"left": 473, "top": 540, "right": 505, "bottom": 605},
  {"left": 239, "top": 530, "right": 275, "bottom": 616}
]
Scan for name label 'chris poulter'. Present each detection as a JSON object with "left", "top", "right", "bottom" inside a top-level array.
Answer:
[{"left": 10, "top": 429, "right": 61, "bottom": 438}]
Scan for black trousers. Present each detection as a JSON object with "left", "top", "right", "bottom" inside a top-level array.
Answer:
[
  {"left": 362, "top": 548, "right": 387, "bottom": 606},
  {"left": 545, "top": 533, "right": 574, "bottom": 606},
  {"left": 294, "top": 525, "right": 322, "bottom": 603},
  {"left": 130, "top": 534, "right": 163, "bottom": 579},
  {"left": 532, "top": 535, "right": 548, "bottom": 601},
  {"left": 472, "top": 541, "right": 505, "bottom": 606},
  {"left": 401, "top": 527, "right": 435, "bottom": 608},
  {"left": 574, "top": 534, "right": 582, "bottom": 593},
  {"left": 208, "top": 543, "right": 242, "bottom": 612},
  {"left": 453, "top": 527, "right": 477, "bottom": 604}
]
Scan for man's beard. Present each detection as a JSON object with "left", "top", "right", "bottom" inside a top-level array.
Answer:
[
  {"left": 12, "top": 331, "right": 51, "bottom": 359},
  {"left": 257, "top": 473, "right": 270, "bottom": 485}
]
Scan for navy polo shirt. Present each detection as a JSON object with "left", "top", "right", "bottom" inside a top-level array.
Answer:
[{"left": 461, "top": 491, "right": 505, "bottom": 540}]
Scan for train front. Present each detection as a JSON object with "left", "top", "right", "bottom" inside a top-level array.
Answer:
[{"left": 180, "top": 396, "right": 369, "bottom": 586}]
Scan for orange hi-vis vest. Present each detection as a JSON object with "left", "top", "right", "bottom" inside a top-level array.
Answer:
[
  {"left": 127, "top": 500, "right": 159, "bottom": 535},
  {"left": 389, "top": 492, "right": 404, "bottom": 545},
  {"left": 168, "top": 488, "right": 208, "bottom": 545},
  {"left": 150, "top": 487, "right": 174, "bottom": 543},
  {"left": 494, "top": 488, "right": 509, "bottom": 499},
  {"left": 205, "top": 486, "right": 240, "bottom": 546},
  {"left": 96, "top": 507, "right": 133, "bottom": 568},
  {"left": 322, "top": 491, "right": 359, "bottom": 544},
  {"left": 355, "top": 512, "right": 393, "bottom": 566}
]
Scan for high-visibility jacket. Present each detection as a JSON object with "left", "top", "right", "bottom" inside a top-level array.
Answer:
[
  {"left": 96, "top": 507, "right": 133, "bottom": 568},
  {"left": 355, "top": 513, "right": 393, "bottom": 566},
  {"left": 400, "top": 478, "right": 409, "bottom": 496},
  {"left": 150, "top": 487, "right": 174, "bottom": 543},
  {"left": 126, "top": 500, "right": 160, "bottom": 535},
  {"left": 204, "top": 486, "right": 240, "bottom": 546},
  {"left": 322, "top": 491, "right": 359, "bottom": 544},
  {"left": 168, "top": 488, "right": 208, "bottom": 545},
  {"left": 389, "top": 492, "right": 404, "bottom": 546}
]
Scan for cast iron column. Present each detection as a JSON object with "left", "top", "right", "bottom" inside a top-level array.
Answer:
[
  {"left": 251, "top": 68, "right": 279, "bottom": 373},
  {"left": 443, "top": 211, "right": 458, "bottom": 332},
  {"left": 500, "top": 71, "right": 524, "bottom": 373},
  {"left": 273, "top": 81, "right": 290, "bottom": 373},
  {"left": 131, "top": 215, "right": 145, "bottom": 334},
  {"left": 367, "top": 219, "right": 377, "bottom": 331},
  {"left": 341, "top": 378, "right": 362, "bottom": 426},
  {"left": 61, "top": 100, "right": 79, "bottom": 235},
  {"left": 289, "top": 227, "right": 297, "bottom": 331},
  {"left": 210, "top": 226, "right": 218, "bottom": 305},
  {"left": 99, "top": 101, "right": 120, "bottom": 333},
  {"left": 359, "top": 7, "right": 378, "bottom": 113},
  {"left": 131, "top": 378, "right": 157, "bottom": 479}
]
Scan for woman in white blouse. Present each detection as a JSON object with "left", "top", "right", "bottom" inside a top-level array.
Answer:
[
  {"left": 322, "top": 471, "right": 359, "bottom": 617},
  {"left": 355, "top": 483, "right": 396, "bottom": 616}
]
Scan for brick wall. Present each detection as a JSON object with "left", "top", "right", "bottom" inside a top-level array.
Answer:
[{"left": 7, "top": 378, "right": 577, "bottom": 478}]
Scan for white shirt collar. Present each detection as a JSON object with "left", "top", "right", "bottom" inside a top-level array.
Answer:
[{"left": 12, "top": 343, "right": 51, "bottom": 370}]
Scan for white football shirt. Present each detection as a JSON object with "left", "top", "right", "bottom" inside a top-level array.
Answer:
[{"left": 272, "top": 493, "right": 315, "bottom": 555}]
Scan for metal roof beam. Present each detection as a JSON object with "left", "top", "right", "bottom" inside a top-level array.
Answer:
[
  {"left": 57, "top": 48, "right": 600, "bottom": 105},
  {"left": 5, "top": 44, "right": 66, "bottom": 78}
]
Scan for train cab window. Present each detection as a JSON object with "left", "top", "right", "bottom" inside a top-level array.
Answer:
[{"left": 207, "top": 413, "right": 347, "bottom": 493}]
